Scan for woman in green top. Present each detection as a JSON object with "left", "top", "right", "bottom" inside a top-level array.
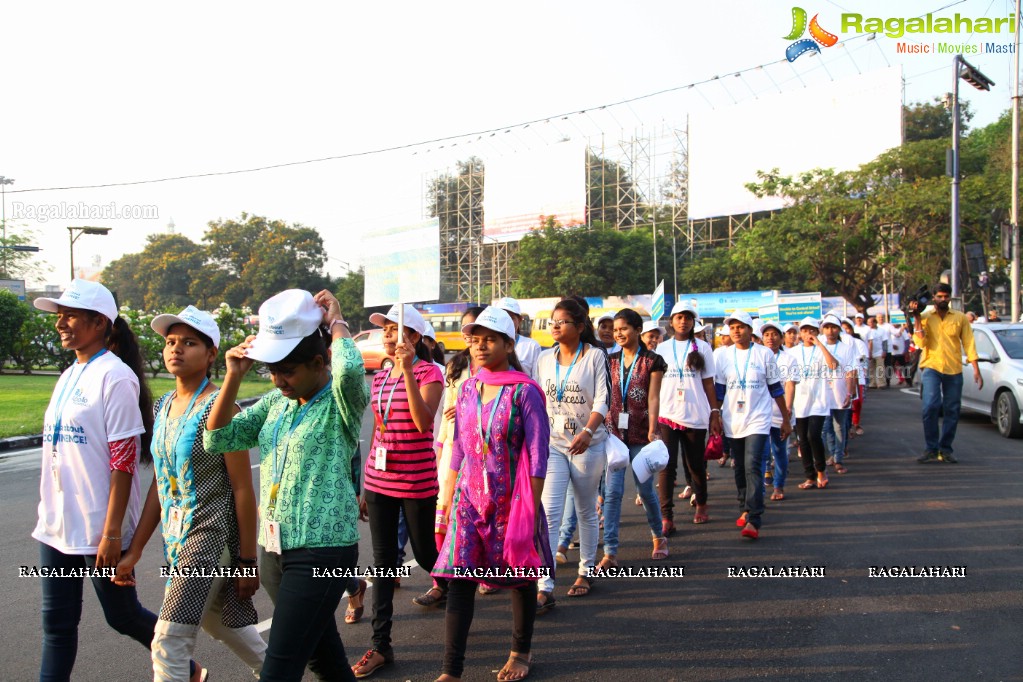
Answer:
[{"left": 204, "top": 289, "right": 369, "bottom": 682}]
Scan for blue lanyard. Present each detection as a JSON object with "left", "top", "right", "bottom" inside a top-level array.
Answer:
[
  {"left": 51, "top": 349, "right": 108, "bottom": 453},
  {"left": 157, "top": 377, "right": 210, "bottom": 497},
  {"left": 619, "top": 351, "right": 638, "bottom": 401},
  {"left": 476, "top": 384, "right": 506, "bottom": 454},
  {"left": 800, "top": 345, "right": 817, "bottom": 378},
  {"left": 733, "top": 346, "right": 753, "bottom": 391},
  {"left": 671, "top": 338, "right": 696, "bottom": 377},
  {"left": 555, "top": 344, "right": 583, "bottom": 403},
  {"left": 376, "top": 358, "right": 418, "bottom": 430},
  {"left": 269, "top": 379, "right": 332, "bottom": 513}
]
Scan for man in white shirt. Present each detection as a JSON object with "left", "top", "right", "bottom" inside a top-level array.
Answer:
[
  {"left": 866, "top": 317, "right": 886, "bottom": 388},
  {"left": 818, "top": 314, "right": 858, "bottom": 472},
  {"left": 853, "top": 313, "right": 871, "bottom": 343},
  {"left": 493, "top": 296, "right": 542, "bottom": 379}
]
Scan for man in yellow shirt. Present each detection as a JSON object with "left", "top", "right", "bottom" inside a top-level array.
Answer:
[{"left": 908, "top": 283, "right": 982, "bottom": 463}]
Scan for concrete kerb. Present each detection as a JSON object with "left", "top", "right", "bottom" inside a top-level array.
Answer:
[{"left": 0, "top": 396, "right": 263, "bottom": 458}]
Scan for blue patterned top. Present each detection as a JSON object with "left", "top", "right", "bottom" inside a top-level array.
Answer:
[{"left": 204, "top": 338, "right": 369, "bottom": 550}]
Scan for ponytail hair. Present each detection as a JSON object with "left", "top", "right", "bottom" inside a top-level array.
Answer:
[
  {"left": 683, "top": 317, "right": 706, "bottom": 373},
  {"left": 553, "top": 299, "right": 601, "bottom": 350},
  {"left": 103, "top": 315, "right": 154, "bottom": 465}
]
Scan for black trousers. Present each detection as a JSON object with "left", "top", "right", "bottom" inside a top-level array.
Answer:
[
  {"left": 442, "top": 578, "right": 537, "bottom": 677},
  {"left": 796, "top": 415, "right": 828, "bottom": 480},
  {"left": 365, "top": 490, "right": 447, "bottom": 654},
  {"left": 658, "top": 425, "right": 708, "bottom": 521}
]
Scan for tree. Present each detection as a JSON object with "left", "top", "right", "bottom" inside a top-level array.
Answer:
[
  {"left": 104, "top": 234, "right": 207, "bottom": 310},
  {"left": 103, "top": 252, "right": 146, "bottom": 309},
  {"left": 202, "top": 213, "right": 330, "bottom": 307},
  {"left": 0, "top": 291, "right": 28, "bottom": 372},
  {"left": 333, "top": 268, "right": 387, "bottom": 333},
  {"left": 8, "top": 309, "right": 74, "bottom": 372},
  {"left": 904, "top": 97, "right": 972, "bottom": 142},
  {"left": 0, "top": 225, "right": 50, "bottom": 281}
]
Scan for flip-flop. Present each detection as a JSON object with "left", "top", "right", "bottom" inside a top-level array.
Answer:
[
  {"left": 566, "top": 577, "right": 593, "bottom": 597},
  {"left": 798, "top": 480, "right": 816, "bottom": 490},
  {"left": 770, "top": 490, "right": 785, "bottom": 501},
  {"left": 497, "top": 653, "right": 532, "bottom": 681},
  {"left": 536, "top": 591, "right": 556, "bottom": 615},
  {"left": 834, "top": 464, "right": 848, "bottom": 474},
  {"left": 345, "top": 579, "right": 367, "bottom": 624}
]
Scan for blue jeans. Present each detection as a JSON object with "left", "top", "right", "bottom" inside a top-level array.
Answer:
[
  {"left": 921, "top": 368, "right": 964, "bottom": 455},
  {"left": 731, "top": 433, "right": 767, "bottom": 530},
  {"left": 759, "top": 426, "right": 789, "bottom": 490},
  {"left": 557, "top": 487, "right": 577, "bottom": 550},
  {"left": 540, "top": 441, "right": 606, "bottom": 594},
  {"left": 260, "top": 545, "right": 359, "bottom": 681},
  {"left": 39, "top": 541, "right": 165, "bottom": 682},
  {"left": 602, "top": 443, "right": 665, "bottom": 556},
  {"left": 822, "top": 408, "right": 851, "bottom": 464}
]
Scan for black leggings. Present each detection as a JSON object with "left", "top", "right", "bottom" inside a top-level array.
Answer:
[
  {"left": 442, "top": 579, "right": 537, "bottom": 677},
  {"left": 796, "top": 415, "right": 828, "bottom": 480},
  {"left": 658, "top": 425, "right": 708, "bottom": 520},
  {"left": 365, "top": 490, "right": 447, "bottom": 654}
]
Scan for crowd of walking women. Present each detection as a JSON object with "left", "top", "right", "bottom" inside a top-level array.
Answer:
[{"left": 31, "top": 281, "right": 871, "bottom": 681}]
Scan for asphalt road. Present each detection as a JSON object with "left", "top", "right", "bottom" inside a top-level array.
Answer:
[{"left": 1, "top": 385, "right": 1021, "bottom": 681}]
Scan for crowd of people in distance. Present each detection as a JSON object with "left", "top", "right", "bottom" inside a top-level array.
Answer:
[{"left": 30, "top": 279, "right": 978, "bottom": 681}]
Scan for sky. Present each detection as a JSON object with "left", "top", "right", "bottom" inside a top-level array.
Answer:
[{"left": 3, "top": 0, "right": 1021, "bottom": 291}]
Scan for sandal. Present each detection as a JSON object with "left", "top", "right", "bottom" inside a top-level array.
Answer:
[
  {"left": 478, "top": 583, "right": 500, "bottom": 595},
  {"left": 595, "top": 555, "right": 618, "bottom": 573},
  {"left": 678, "top": 485, "right": 693, "bottom": 500},
  {"left": 652, "top": 537, "right": 669, "bottom": 559},
  {"left": 770, "top": 489, "right": 785, "bottom": 501},
  {"left": 344, "top": 579, "right": 368, "bottom": 624},
  {"left": 566, "top": 576, "right": 593, "bottom": 597},
  {"left": 834, "top": 463, "right": 848, "bottom": 474},
  {"left": 497, "top": 652, "right": 532, "bottom": 681},
  {"left": 413, "top": 586, "right": 447, "bottom": 608},
  {"left": 555, "top": 546, "right": 568, "bottom": 565},
  {"left": 798, "top": 480, "right": 816, "bottom": 490},
  {"left": 352, "top": 649, "right": 394, "bottom": 679},
  {"left": 735, "top": 511, "right": 748, "bottom": 528},
  {"left": 535, "top": 591, "right": 556, "bottom": 615},
  {"left": 661, "top": 518, "right": 676, "bottom": 537},
  {"left": 693, "top": 505, "right": 709, "bottom": 524},
  {"left": 817, "top": 476, "right": 829, "bottom": 489}
]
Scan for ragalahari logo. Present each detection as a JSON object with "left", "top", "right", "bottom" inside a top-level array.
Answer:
[{"left": 784, "top": 7, "right": 838, "bottom": 61}]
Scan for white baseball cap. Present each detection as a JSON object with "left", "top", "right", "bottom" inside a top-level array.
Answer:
[
  {"left": 669, "top": 301, "right": 697, "bottom": 317},
  {"left": 854, "top": 312, "right": 865, "bottom": 319},
  {"left": 34, "top": 279, "right": 118, "bottom": 323},
  {"left": 840, "top": 317, "right": 854, "bottom": 327},
  {"left": 423, "top": 321, "right": 437, "bottom": 341},
  {"left": 641, "top": 321, "right": 666, "bottom": 337},
  {"left": 151, "top": 306, "right": 221, "bottom": 348},
  {"left": 751, "top": 319, "right": 763, "bottom": 338},
  {"left": 798, "top": 316, "right": 820, "bottom": 330},
  {"left": 492, "top": 297, "right": 522, "bottom": 317},
  {"left": 369, "top": 304, "right": 428, "bottom": 336},
  {"left": 820, "top": 313, "right": 843, "bottom": 329},
  {"left": 715, "top": 325, "right": 728, "bottom": 337},
  {"left": 594, "top": 312, "right": 615, "bottom": 325},
  {"left": 632, "top": 440, "right": 670, "bottom": 484},
  {"left": 461, "top": 305, "right": 516, "bottom": 339},
  {"left": 783, "top": 323, "right": 798, "bottom": 334},
  {"left": 247, "top": 290, "right": 323, "bottom": 363},
  {"left": 724, "top": 310, "right": 755, "bottom": 328},
  {"left": 760, "top": 320, "right": 784, "bottom": 336}
]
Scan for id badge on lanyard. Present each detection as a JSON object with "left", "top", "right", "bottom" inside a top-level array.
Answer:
[{"left": 264, "top": 519, "right": 281, "bottom": 554}]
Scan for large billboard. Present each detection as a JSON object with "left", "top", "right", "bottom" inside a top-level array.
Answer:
[
  {"left": 362, "top": 218, "right": 440, "bottom": 306},
  {"left": 483, "top": 140, "right": 586, "bottom": 242},
  {"left": 688, "top": 66, "right": 903, "bottom": 220}
]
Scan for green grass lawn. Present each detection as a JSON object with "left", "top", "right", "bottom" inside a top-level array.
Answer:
[{"left": 0, "top": 374, "right": 274, "bottom": 439}]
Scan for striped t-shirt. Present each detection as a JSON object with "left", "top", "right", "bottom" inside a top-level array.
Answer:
[{"left": 365, "top": 360, "right": 444, "bottom": 498}]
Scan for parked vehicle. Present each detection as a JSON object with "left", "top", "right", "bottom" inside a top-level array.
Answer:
[
  {"left": 960, "top": 323, "right": 1023, "bottom": 438},
  {"left": 352, "top": 329, "right": 391, "bottom": 372}
]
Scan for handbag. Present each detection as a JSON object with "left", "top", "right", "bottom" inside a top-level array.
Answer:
[{"left": 704, "top": 432, "right": 724, "bottom": 461}]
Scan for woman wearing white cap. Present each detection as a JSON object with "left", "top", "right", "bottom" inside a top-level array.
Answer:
[
  {"left": 714, "top": 311, "right": 791, "bottom": 540},
  {"left": 655, "top": 301, "right": 720, "bottom": 532},
  {"left": 640, "top": 320, "right": 665, "bottom": 352},
  {"left": 431, "top": 305, "right": 551, "bottom": 682},
  {"left": 494, "top": 297, "right": 542, "bottom": 379},
  {"left": 115, "top": 306, "right": 266, "bottom": 680},
  {"left": 789, "top": 317, "right": 841, "bottom": 490},
  {"left": 758, "top": 320, "right": 799, "bottom": 502},
  {"left": 535, "top": 298, "right": 610, "bottom": 605},
  {"left": 204, "top": 289, "right": 369, "bottom": 681},
  {"left": 31, "top": 279, "right": 175, "bottom": 681},
  {"left": 601, "top": 308, "right": 669, "bottom": 563},
  {"left": 353, "top": 303, "right": 446, "bottom": 678}
]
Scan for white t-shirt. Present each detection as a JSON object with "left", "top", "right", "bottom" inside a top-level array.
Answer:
[
  {"left": 514, "top": 335, "right": 543, "bottom": 379},
  {"left": 536, "top": 344, "right": 610, "bottom": 452},
  {"left": 656, "top": 337, "right": 716, "bottom": 429},
  {"left": 33, "top": 352, "right": 146, "bottom": 555},
  {"left": 851, "top": 337, "right": 869, "bottom": 386},
  {"left": 819, "top": 338, "right": 857, "bottom": 409},
  {"left": 715, "top": 344, "right": 781, "bottom": 439},
  {"left": 786, "top": 343, "right": 833, "bottom": 419},
  {"left": 853, "top": 324, "right": 870, "bottom": 341},
  {"left": 769, "top": 348, "right": 800, "bottom": 428},
  {"left": 867, "top": 328, "right": 886, "bottom": 358},
  {"left": 890, "top": 328, "right": 909, "bottom": 354}
]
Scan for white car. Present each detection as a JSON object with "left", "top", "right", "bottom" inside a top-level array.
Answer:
[{"left": 960, "top": 323, "right": 1023, "bottom": 438}]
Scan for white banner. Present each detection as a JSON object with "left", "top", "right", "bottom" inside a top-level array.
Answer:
[{"left": 363, "top": 218, "right": 440, "bottom": 306}]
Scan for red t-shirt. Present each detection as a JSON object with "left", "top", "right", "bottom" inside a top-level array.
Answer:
[{"left": 365, "top": 360, "right": 443, "bottom": 498}]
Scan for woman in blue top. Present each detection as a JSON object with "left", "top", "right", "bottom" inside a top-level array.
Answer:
[{"left": 204, "top": 289, "right": 369, "bottom": 682}]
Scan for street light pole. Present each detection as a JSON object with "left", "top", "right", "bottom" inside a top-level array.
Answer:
[
  {"left": 950, "top": 55, "right": 994, "bottom": 300},
  {"left": 67, "top": 226, "right": 111, "bottom": 281},
  {"left": 0, "top": 176, "right": 14, "bottom": 279}
]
